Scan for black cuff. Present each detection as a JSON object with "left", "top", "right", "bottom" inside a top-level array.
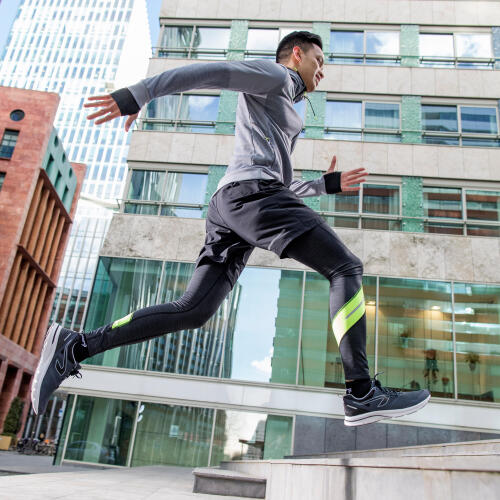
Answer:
[
  {"left": 110, "top": 87, "right": 140, "bottom": 116},
  {"left": 323, "top": 171, "right": 342, "bottom": 194}
]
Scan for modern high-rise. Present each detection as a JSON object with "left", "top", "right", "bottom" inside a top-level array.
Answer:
[
  {"left": 57, "top": 0, "right": 500, "bottom": 468},
  {"left": 0, "top": 0, "right": 151, "bottom": 338}
]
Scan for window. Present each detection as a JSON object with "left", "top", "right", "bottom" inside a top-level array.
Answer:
[
  {"left": 245, "top": 27, "right": 300, "bottom": 60},
  {"left": 330, "top": 30, "right": 400, "bottom": 66},
  {"left": 10, "top": 109, "right": 25, "bottom": 121},
  {"left": 0, "top": 172, "right": 5, "bottom": 191},
  {"left": 143, "top": 94, "right": 219, "bottom": 134},
  {"left": 157, "top": 25, "right": 230, "bottom": 59},
  {"left": 124, "top": 170, "right": 208, "bottom": 218},
  {"left": 317, "top": 182, "right": 401, "bottom": 231},
  {"left": 422, "top": 104, "right": 499, "bottom": 147},
  {"left": 423, "top": 186, "right": 500, "bottom": 237},
  {"left": 0, "top": 130, "right": 19, "bottom": 159},
  {"left": 325, "top": 100, "right": 401, "bottom": 143},
  {"left": 420, "top": 32, "right": 493, "bottom": 69}
]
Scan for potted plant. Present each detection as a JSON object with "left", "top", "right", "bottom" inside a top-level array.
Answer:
[
  {"left": 465, "top": 353, "right": 480, "bottom": 372},
  {"left": 0, "top": 397, "right": 25, "bottom": 450}
]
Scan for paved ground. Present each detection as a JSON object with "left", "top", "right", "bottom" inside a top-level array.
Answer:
[{"left": 0, "top": 451, "right": 244, "bottom": 499}]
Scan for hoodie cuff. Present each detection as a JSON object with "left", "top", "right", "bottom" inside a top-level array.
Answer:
[
  {"left": 110, "top": 87, "right": 140, "bottom": 116},
  {"left": 323, "top": 171, "right": 342, "bottom": 194}
]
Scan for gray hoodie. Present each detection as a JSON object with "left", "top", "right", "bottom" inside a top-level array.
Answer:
[{"left": 112, "top": 59, "right": 340, "bottom": 198}]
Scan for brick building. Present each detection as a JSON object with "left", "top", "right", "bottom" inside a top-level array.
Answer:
[{"left": 0, "top": 86, "right": 85, "bottom": 433}]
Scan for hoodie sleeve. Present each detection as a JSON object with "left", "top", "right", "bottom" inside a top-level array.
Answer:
[
  {"left": 289, "top": 172, "right": 342, "bottom": 198},
  {"left": 111, "top": 59, "right": 288, "bottom": 115}
]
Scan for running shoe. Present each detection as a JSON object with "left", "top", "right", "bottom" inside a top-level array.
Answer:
[
  {"left": 343, "top": 375, "right": 430, "bottom": 426},
  {"left": 31, "top": 323, "right": 82, "bottom": 415}
]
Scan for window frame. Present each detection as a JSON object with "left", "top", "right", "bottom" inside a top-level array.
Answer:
[
  {"left": 329, "top": 28, "right": 401, "bottom": 66},
  {"left": 421, "top": 102, "right": 500, "bottom": 147},
  {"left": 122, "top": 166, "right": 209, "bottom": 218},
  {"left": 0, "top": 129, "right": 20, "bottom": 159},
  {"left": 324, "top": 96, "right": 402, "bottom": 143},
  {"left": 156, "top": 23, "right": 232, "bottom": 59},
  {"left": 315, "top": 177, "right": 403, "bottom": 230},
  {"left": 140, "top": 91, "right": 220, "bottom": 133},
  {"left": 418, "top": 30, "right": 495, "bottom": 69},
  {"left": 422, "top": 182, "right": 500, "bottom": 237}
]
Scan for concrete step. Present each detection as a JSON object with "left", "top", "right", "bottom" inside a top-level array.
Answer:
[
  {"left": 193, "top": 466, "right": 266, "bottom": 499},
  {"left": 288, "top": 438, "right": 500, "bottom": 459},
  {"left": 221, "top": 454, "right": 500, "bottom": 500}
]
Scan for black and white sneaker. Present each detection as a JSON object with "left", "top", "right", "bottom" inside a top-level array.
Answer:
[
  {"left": 343, "top": 375, "right": 430, "bottom": 426},
  {"left": 31, "top": 323, "right": 83, "bottom": 415}
]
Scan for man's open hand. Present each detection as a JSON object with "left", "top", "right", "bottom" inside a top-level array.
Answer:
[
  {"left": 84, "top": 95, "right": 138, "bottom": 131},
  {"left": 326, "top": 155, "right": 368, "bottom": 192}
]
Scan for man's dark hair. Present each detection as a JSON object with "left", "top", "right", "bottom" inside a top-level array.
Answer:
[{"left": 275, "top": 31, "right": 323, "bottom": 63}]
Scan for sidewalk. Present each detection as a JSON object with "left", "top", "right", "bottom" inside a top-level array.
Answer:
[
  {"left": 0, "top": 452, "right": 245, "bottom": 499},
  {"left": 0, "top": 450, "right": 102, "bottom": 475}
]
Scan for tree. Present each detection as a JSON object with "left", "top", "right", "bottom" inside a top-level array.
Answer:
[{"left": 2, "top": 397, "right": 24, "bottom": 437}]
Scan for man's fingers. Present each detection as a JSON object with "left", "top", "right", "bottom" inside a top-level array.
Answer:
[
  {"left": 95, "top": 110, "right": 121, "bottom": 125},
  {"left": 87, "top": 95, "right": 113, "bottom": 101},
  {"left": 342, "top": 186, "right": 361, "bottom": 192},
  {"left": 84, "top": 100, "right": 112, "bottom": 108},
  {"left": 86, "top": 107, "right": 114, "bottom": 120}
]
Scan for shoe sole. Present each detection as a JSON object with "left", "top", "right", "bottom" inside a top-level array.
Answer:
[
  {"left": 31, "top": 323, "right": 62, "bottom": 415},
  {"left": 344, "top": 394, "right": 431, "bottom": 427}
]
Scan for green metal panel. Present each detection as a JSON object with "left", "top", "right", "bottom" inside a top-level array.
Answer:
[
  {"left": 492, "top": 27, "right": 500, "bottom": 70},
  {"left": 301, "top": 170, "right": 321, "bottom": 211},
  {"left": 41, "top": 128, "right": 77, "bottom": 213},
  {"left": 203, "top": 165, "right": 227, "bottom": 217},
  {"left": 401, "top": 96, "right": 422, "bottom": 144},
  {"left": 402, "top": 176, "right": 424, "bottom": 232},
  {"left": 304, "top": 91, "right": 326, "bottom": 139},
  {"left": 400, "top": 25, "right": 419, "bottom": 67},
  {"left": 263, "top": 415, "right": 293, "bottom": 460},
  {"left": 215, "top": 90, "right": 238, "bottom": 135},
  {"left": 215, "top": 21, "right": 249, "bottom": 134},
  {"left": 312, "top": 22, "right": 331, "bottom": 54},
  {"left": 227, "top": 19, "right": 248, "bottom": 61}
]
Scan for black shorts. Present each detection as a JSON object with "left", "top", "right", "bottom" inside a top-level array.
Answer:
[{"left": 196, "top": 179, "right": 325, "bottom": 284}]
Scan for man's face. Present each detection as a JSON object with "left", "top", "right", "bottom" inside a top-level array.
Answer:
[{"left": 297, "top": 44, "right": 325, "bottom": 92}]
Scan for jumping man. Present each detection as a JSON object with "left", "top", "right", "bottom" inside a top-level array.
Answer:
[{"left": 32, "top": 32, "right": 430, "bottom": 426}]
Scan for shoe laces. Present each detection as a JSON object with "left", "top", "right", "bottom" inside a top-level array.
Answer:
[
  {"left": 69, "top": 365, "right": 82, "bottom": 379},
  {"left": 373, "top": 373, "right": 400, "bottom": 396}
]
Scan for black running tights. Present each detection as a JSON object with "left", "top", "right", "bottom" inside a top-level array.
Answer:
[{"left": 84, "top": 223, "right": 369, "bottom": 381}]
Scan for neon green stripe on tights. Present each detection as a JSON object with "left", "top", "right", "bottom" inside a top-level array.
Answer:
[
  {"left": 112, "top": 312, "right": 133, "bottom": 330},
  {"left": 331, "top": 287, "right": 366, "bottom": 345}
]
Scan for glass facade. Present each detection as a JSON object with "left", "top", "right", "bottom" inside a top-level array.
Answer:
[
  {"left": 143, "top": 94, "right": 220, "bottom": 133},
  {"left": 330, "top": 30, "right": 400, "bottom": 65},
  {"left": 422, "top": 104, "right": 500, "bottom": 147},
  {"left": 423, "top": 186, "right": 500, "bottom": 237},
  {"left": 157, "top": 26, "right": 230, "bottom": 59},
  {"left": 58, "top": 395, "right": 292, "bottom": 467},
  {"left": 83, "top": 256, "right": 500, "bottom": 402},
  {"left": 325, "top": 100, "right": 401, "bottom": 143},
  {"left": 420, "top": 32, "right": 494, "bottom": 69},
  {"left": 318, "top": 183, "right": 401, "bottom": 231},
  {"left": 124, "top": 170, "right": 208, "bottom": 218}
]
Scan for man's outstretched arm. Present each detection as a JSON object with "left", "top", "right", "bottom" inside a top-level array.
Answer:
[
  {"left": 85, "top": 59, "right": 287, "bottom": 129},
  {"left": 289, "top": 155, "right": 368, "bottom": 198}
]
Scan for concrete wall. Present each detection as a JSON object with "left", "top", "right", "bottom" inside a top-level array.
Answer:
[
  {"left": 101, "top": 213, "right": 500, "bottom": 284},
  {"left": 160, "top": 0, "right": 500, "bottom": 27},
  {"left": 129, "top": 130, "right": 500, "bottom": 182},
  {"left": 293, "top": 414, "right": 500, "bottom": 455},
  {"left": 146, "top": 57, "right": 500, "bottom": 101}
]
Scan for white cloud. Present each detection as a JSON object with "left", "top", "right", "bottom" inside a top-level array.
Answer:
[{"left": 251, "top": 348, "right": 273, "bottom": 375}]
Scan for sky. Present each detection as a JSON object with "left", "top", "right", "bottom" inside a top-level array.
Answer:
[{"left": 0, "top": 0, "right": 163, "bottom": 57}]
